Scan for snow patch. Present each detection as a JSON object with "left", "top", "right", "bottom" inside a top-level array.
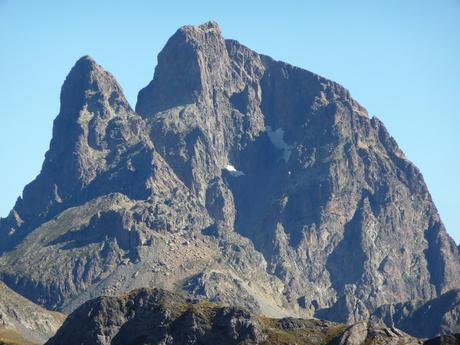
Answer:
[
  {"left": 265, "top": 126, "right": 293, "bottom": 162},
  {"left": 224, "top": 164, "right": 245, "bottom": 177}
]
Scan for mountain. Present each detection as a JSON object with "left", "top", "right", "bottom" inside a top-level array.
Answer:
[
  {"left": 0, "top": 282, "right": 64, "bottom": 345},
  {"left": 46, "top": 287, "right": 427, "bottom": 345},
  {"left": 0, "top": 21, "right": 459, "bottom": 338}
]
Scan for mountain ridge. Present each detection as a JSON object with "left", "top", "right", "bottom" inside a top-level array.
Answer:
[
  {"left": 44, "top": 287, "right": 455, "bottom": 345},
  {"left": 0, "top": 21, "right": 459, "bottom": 338}
]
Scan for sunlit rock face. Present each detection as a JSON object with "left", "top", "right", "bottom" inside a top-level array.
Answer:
[{"left": 0, "top": 21, "right": 459, "bottom": 338}]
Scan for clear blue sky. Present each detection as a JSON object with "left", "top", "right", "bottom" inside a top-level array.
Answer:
[{"left": 0, "top": 1, "right": 459, "bottom": 241}]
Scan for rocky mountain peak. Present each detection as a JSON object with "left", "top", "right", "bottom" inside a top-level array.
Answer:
[
  {"left": 36, "top": 54, "right": 136, "bottom": 193},
  {"left": 179, "top": 20, "right": 222, "bottom": 38},
  {"left": 69, "top": 54, "right": 97, "bottom": 71},
  {"left": 60, "top": 54, "right": 132, "bottom": 119},
  {"left": 133, "top": 23, "right": 460, "bottom": 326},
  {"left": 0, "top": 55, "right": 143, "bottom": 251},
  {"left": 136, "top": 21, "right": 230, "bottom": 116},
  {"left": 1, "top": 21, "right": 459, "bottom": 340}
]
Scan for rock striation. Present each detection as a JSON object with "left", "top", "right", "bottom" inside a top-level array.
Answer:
[{"left": 0, "top": 21, "right": 459, "bottom": 338}]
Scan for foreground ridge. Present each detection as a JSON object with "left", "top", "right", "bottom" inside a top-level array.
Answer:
[{"left": 46, "top": 287, "right": 455, "bottom": 345}]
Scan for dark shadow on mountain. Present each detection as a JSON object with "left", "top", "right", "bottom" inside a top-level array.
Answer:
[
  {"left": 326, "top": 193, "right": 369, "bottom": 294},
  {"left": 47, "top": 210, "right": 133, "bottom": 251}
]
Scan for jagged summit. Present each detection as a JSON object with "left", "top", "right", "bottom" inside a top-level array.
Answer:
[
  {"left": 136, "top": 21, "right": 366, "bottom": 119},
  {"left": 0, "top": 21, "right": 459, "bottom": 339},
  {"left": 61, "top": 54, "right": 132, "bottom": 115},
  {"left": 66, "top": 55, "right": 98, "bottom": 77},
  {"left": 136, "top": 20, "right": 230, "bottom": 116},
  {"left": 73, "top": 54, "right": 97, "bottom": 67},
  {"left": 0, "top": 54, "right": 142, "bottom": 252},
  {"left": 179, "top": 20, "right": 222, "bottom": 36}
]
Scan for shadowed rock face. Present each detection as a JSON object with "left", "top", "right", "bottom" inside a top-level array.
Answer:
[
  {"left": 0, "top": 21, "right": 459, "bottom": 338},
  {"left": 371, "top": 289, "right": 460, "bottom": 338}
]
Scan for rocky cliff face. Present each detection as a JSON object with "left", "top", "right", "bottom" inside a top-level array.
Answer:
[
  {"left": 0, "top": 282, "right": 64, "bottom": 344},
  {"left": 0, "top": 21, "right": 459, "bottom": 338}
]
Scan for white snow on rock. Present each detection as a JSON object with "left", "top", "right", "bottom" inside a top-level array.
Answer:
[
  {"left": 223, "top": 164, "right": 245, "bottom": 177},
  {"left": 265, "top": 126, "right": 293, "bottom": 162}
]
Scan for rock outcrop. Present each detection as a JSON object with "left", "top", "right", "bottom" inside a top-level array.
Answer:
[
  {"left": 0, "top": 282, "right": 64, "bottom": 345},
  {"left": 0, "top": 21, "right": 459, "bottom": 338}
]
